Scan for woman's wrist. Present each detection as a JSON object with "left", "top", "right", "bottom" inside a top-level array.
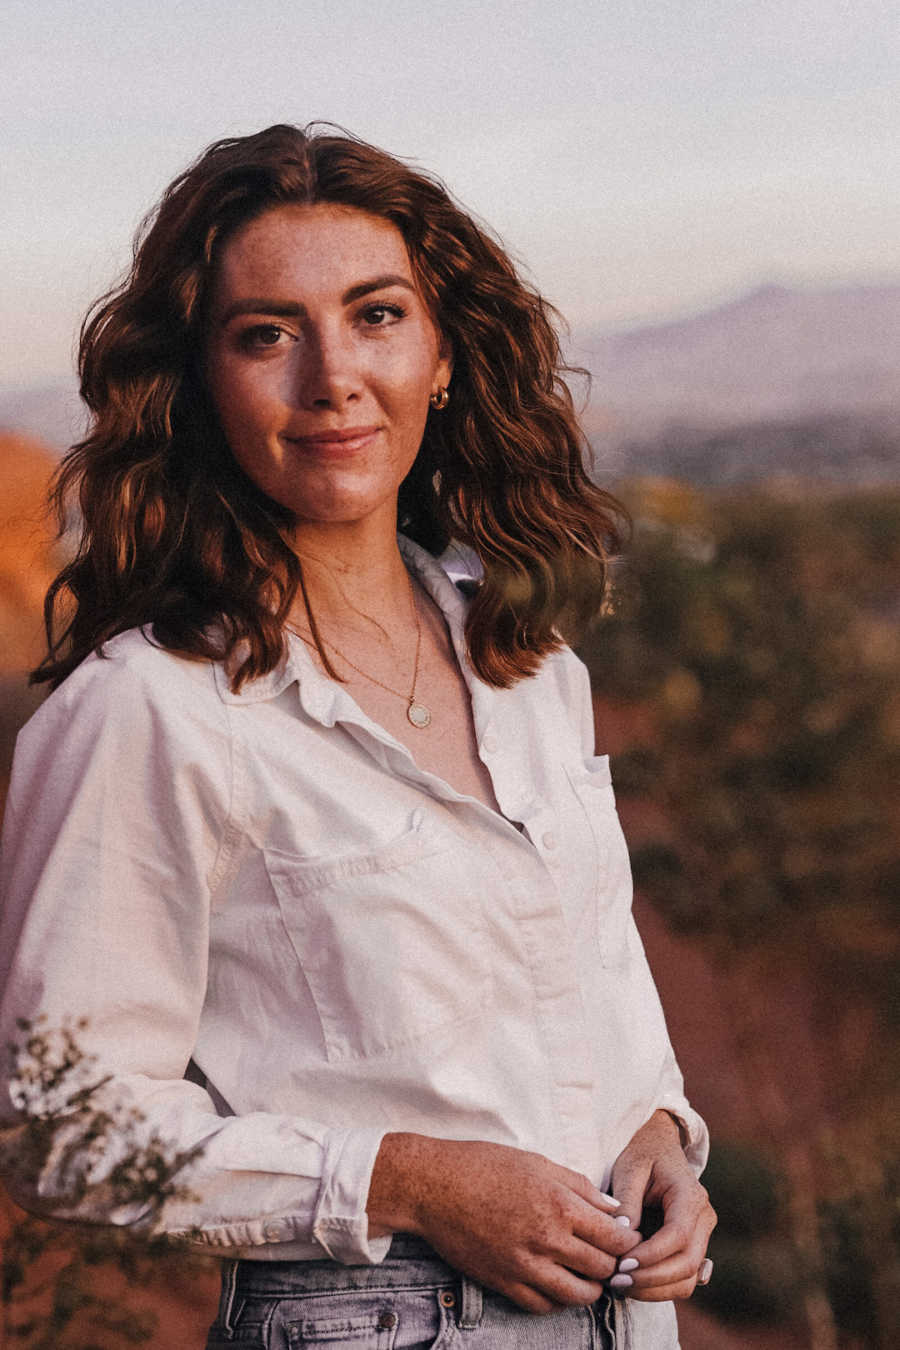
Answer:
[
  {"left": 652, "top": 1108, "right": 689, "bottom": 1151},
  {"left": 366, "top": 1131, "right": 435, "bottom": 1236}
]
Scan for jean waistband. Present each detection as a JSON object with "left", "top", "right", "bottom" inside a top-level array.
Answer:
[
  {"left": 225, "top": 1235, "right": 616, "bottom": 1344},
  {"left": 232, "top": 1234, "right": 457, "bottom": 1298}
]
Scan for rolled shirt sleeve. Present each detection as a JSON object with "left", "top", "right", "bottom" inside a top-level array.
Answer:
[{"left": 0, "top": 642, "right": 387, "bottom": 1263}]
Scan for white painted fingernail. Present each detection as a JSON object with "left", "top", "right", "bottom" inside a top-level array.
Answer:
[
  {"left": 597, "top": 1192, "right": 621, "bottom": 1206},
  {"left": 609, "top": 1273, "right": 633, "bottom": 1289},
  {"left": 615, "top": 1215, "right": 631, "bottom": 1226},
  {"left": 618, "top": 1257, "right": 640, "bottom": 1272}
]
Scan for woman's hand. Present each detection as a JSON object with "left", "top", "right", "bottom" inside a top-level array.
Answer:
[
  {"left": 610, "top": 1110, "right": 716, "bottom": 1302},
  {"left": 368, "top": 1133, "right": 640, "bottom": 1314}
]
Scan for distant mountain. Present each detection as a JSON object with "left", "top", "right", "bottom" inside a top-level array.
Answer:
[
  {"left": 570, "top": 282, "right": 900, "bottom": 485},
  {"left": 578, "top": 282, "right": 900, "bottom": 439}
]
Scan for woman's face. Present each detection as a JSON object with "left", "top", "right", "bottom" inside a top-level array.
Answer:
[{"left": 205, "top": 203, "right": 452, "bottom": 531}]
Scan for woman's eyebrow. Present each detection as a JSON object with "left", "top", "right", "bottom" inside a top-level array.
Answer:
[
  {"left": 220, "top": 299, "right": 303, "bottom": 323},
  {"left": 341, "top": 274, "right": 416, "bottom": 304},
  {"left": 219, "top": 276, "right": 416, "bottom": 326}
]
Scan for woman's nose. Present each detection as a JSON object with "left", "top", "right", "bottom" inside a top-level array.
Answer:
[{"left": 295, "top": 325, "right": 360, "bottom": 408}]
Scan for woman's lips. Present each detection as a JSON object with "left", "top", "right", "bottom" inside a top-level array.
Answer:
[{"left": 283, "top": 426, "right": 380, "bottom": 457}]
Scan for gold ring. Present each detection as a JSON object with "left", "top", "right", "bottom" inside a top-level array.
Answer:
[{"left": 697, "top": 1257, "right": 713, "bottom": 1286}]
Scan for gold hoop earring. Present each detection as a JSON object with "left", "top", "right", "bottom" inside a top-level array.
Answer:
[{"left": 429, "top": 387, "right": 449, "bottom": 410}]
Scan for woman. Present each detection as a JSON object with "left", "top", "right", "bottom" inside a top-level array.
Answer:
[{"left": 0, "top": 124, "right": 714, "bottom": 1348}]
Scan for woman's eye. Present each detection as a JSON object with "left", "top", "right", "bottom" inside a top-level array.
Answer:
[
  {"left": 360, "top": 303, "right": 405, "bottom": 327},
  {"left": 240, "top": 324, "right": 289, "bottom": 349}
]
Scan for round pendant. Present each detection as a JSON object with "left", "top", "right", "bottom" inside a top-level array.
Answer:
[{"left": 407, "top": 701, "right": 432, "bottom": 729}]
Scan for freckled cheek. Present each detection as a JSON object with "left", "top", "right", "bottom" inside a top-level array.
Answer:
[
  {"left": 215, "top": 372, "right": 284, "bottom": 444},
  {"left": 381, "top": 364, "right": 436, "bottom": 429}
]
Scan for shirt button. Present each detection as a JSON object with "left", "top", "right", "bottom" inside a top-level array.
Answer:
[
  {"left": 262, "top": 1220, "right": 285, "bottom": 1241},
  {"left": 482, "top": 733, "right": 499, "bottom": 754},
  {"left": 542, "top": 832, "right": 558, "bottom": 850}
]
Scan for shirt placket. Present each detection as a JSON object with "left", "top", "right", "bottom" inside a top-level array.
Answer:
[{"left": 475, "top": 724, "right": 599, "bottom": 1171}]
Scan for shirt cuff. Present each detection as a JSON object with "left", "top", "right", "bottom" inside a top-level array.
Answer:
[
  {"left": 311, "top": 1127, "right": 392, "bottom": 1265},
  {"left": 656, "top": 1095, "right": 710, "bottom": 1176}
]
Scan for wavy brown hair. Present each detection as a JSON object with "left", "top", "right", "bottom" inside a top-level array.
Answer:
[{"left": 35, "top": 123, "right": 626, "bottom": 692}]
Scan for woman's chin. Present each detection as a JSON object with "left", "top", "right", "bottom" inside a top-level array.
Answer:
[{"left": 287, "top": 491, "right": 398, "bottom": 533}]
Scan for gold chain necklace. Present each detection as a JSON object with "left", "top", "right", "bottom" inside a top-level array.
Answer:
[{"left": 294, "top": 575, "right": 432, "bottom": 729}]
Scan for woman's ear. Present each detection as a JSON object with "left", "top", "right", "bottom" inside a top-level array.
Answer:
[{"left": 435, "top": 333, "right": 454, "bottom": 390}]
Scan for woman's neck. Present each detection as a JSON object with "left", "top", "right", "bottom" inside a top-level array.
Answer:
[{"left": 289, "top": 513, "right": 415, "bottom": 638}]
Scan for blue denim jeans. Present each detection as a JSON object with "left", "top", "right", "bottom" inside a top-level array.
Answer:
[{"left": 205, "top": 1235, "right": 616, "bottom": 1349}]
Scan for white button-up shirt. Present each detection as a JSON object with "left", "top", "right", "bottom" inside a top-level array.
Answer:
[{"left": 0, "top": 536, "right": 706, "bottom": 1340}]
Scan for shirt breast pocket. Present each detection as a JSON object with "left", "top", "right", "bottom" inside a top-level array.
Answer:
[
  {"left": 263, "top": 812, "right": 492, "bottom": 1062},
  {"left": 565, "top": 755, "right": 635, "bottom": 969}
]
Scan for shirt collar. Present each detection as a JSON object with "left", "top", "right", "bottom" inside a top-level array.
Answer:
[{"left": 214, "top": 535, "right": 475, "bottom": 708}]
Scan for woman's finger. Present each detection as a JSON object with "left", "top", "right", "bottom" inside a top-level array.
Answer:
[
  {"left": 542, "top": 1271, "right": 610, "bottom": 1308},
  {"left": 504, "top": 1283, "right": 557, "bottom": 1316},
  {"left": 625, "top": 1215, "right": 693, "bottom": 1269},
  {"left": 558, "top": 1234, "right": 620, "bottom": 1283},
  {"left": 562, "top": 1168, "right": 626, "bottom": 1216},
  {"left": 610, "top": 1165, "right": 652, "bottom": 1229},
  {"left": 625, "top": 1184, "right": 715, "bottom": 1270},
  {"left": 572, "top": 1206, "right": 641, "bottom": 1261},
  {"left": 616, "top": 1273, "right": 701, "bottom": 1303},
  {"left": 612, "top": 1245, "right": 710, "bottom": 1293},
  {"left": 514, "top": 1255, "right": 608, "bottom": 1310}
]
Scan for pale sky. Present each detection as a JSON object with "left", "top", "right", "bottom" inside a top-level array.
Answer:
[{"left": 3, "top": 0, "right": 899, "bottom": 389}]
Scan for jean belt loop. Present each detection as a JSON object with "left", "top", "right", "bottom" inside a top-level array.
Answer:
[
  {"left": 457, "top": 1273, "right": 484, "bottom": 1330},
  {"left": 219, "top": 1259, "right": 240, "bottom": 1334}
]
